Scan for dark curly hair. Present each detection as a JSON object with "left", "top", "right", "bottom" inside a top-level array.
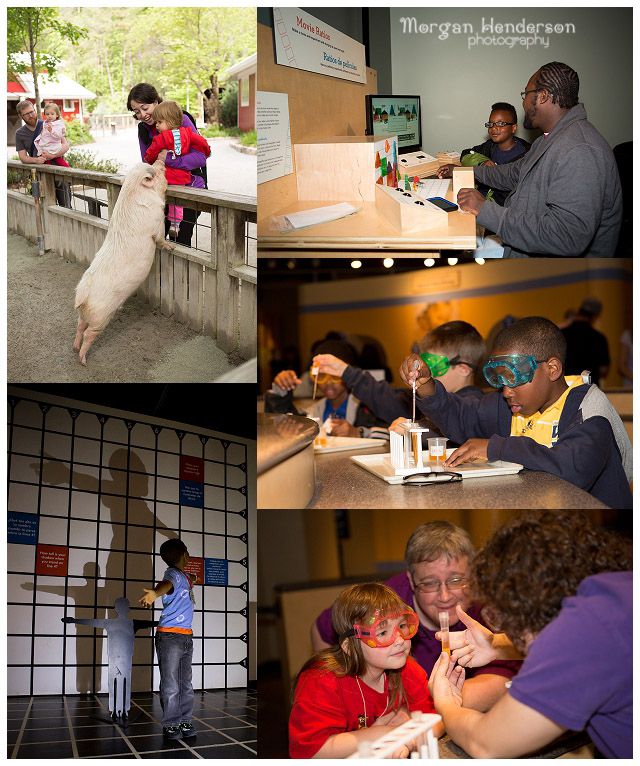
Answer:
[{"left": 471, "top": 511, "right": 631, "bottom": 655}]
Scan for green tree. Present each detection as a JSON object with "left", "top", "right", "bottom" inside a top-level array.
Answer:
[
  {"left": 139, "top": 6, "right": 255, "bottom": 124},
  {"left": 7, "top": 7, "right": 87, "bottom": 119}
]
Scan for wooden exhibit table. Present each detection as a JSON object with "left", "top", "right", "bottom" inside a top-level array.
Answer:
[
  {"left": 257, "top": 197, "right": 477, "bottom": 255},
  {"left": 306, "top": 442, "right": 607, "bottom": 509}
]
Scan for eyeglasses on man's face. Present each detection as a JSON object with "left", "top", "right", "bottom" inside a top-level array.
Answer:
[
  {"left": 521, "top": 88, "right": 543, "bottom": 100},
  {"left": 412, "top": 575, "right": 468, "bottom": 593},
  {"left": 485, "top": 121, "right": 514, "bottom": 128}
]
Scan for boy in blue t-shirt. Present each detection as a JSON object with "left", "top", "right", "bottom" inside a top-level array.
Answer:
[{"left": 139, "top": 538, "right": 197, "bottom": 739}]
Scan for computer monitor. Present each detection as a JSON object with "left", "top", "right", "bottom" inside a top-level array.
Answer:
[{"left": 365, "top": 95, "right": 422, "bottom": 154}]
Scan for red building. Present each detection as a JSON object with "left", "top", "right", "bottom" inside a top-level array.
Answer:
[
  {"left": 224, "top": 53, "right": 256, "bottom": 132},
  {"left": 7, "top": 70, "right": 96, "bottom": 144}
]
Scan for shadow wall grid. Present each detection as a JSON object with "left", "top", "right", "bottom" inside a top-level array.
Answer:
[{"left": 7, "top": 393, "right": 249, "bottom": 696}]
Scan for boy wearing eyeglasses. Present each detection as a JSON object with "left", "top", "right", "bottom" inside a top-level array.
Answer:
[
  {"left": 400, "top": 316, "right": 632, "bottom": 509},
  {"left": 267, "top": 338, "right": 389, "bottom": 439},
  {"left": 437, "top": 103, "right": 530, "bottom": 206}
]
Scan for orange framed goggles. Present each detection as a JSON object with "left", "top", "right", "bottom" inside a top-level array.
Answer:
[{"left": 342, "top": 609, "right": 419, "bottom": 648}]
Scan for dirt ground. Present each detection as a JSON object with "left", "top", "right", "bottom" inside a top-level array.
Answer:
[{"left": 8, "top": 232, "right": 239, "bottom": 383}]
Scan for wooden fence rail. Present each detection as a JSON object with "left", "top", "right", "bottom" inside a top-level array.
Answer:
[{"left": 7, "top": 160, "right": 257, "bottom": 358}]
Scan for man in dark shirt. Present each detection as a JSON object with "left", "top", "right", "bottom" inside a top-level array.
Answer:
[
  {"left": 561, "top": 298, "right": 610, "bottom": 386},
  {"left": 14, "top": 100, "right": 71, "bottom": 207}
]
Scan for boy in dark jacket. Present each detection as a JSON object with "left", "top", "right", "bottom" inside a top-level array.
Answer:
[
  {"left": 400, "top": 317, "right": 631, "bottom": 508},
  {"left": 438, "top": 103, "right": 530, "bottom": 205},
  {"left": 313, "top": 321, "right": 486, "bottom": 429}
]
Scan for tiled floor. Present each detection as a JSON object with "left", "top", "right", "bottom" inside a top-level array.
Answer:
[{"left": 8, "top": 689, "right": 257, "bottom": 759}]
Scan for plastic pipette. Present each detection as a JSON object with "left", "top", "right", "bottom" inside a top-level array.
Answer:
[{"left": 412, "top": 360, "right": 420, "bottom": 423}]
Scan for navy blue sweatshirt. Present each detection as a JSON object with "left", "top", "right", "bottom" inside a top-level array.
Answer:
[
  {"left": 342, "top": 365, "right": 483, "bottom": 424},
  {"left": 416, "top": 380, "right": 631, "bottom": 509}
]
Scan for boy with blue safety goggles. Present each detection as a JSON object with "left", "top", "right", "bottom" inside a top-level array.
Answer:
[
  {"left": 482, "top": 355, "right": 548, "bottom": 388},
  {"left": 398, "top": 316, "right": 631, "bottom": 509}
]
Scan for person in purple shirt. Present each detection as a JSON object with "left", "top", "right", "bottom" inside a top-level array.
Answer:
[
  {"left": 127, "top": 83, "right": 208, "bottom": 246},
  {"left": 312, "top": 521, "right": 521, "bottom": 712},
  {"left": 428, "top": 511, "right": 632, "bottom": 758}
]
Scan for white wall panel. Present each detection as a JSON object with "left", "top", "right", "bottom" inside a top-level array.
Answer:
[{"left": 8, "top": 392, "right": 251, "bottom": 696}]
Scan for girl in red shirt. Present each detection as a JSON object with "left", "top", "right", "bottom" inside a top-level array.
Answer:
[
  {"left": 289, "top": 583, "right": 440, "bottom": 758},
  {"left": 143, "top": 100, "right": 211, "bottom": 238}
]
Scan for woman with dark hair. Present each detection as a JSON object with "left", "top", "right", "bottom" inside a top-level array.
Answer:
[
  {"left": 428, "top": 511, "right": 631, "bottom": 758},
  {"left": 127, "top": 83, "right": 209, "bottom": 246}
]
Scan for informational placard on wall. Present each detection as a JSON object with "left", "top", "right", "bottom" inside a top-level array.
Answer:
[
  {"left": 180, "top": 479, "right": 204, "bottom": 508},
  {"left": 36, "top": 544, "right": 69, "bottom": 576},
  {"left": 273, "top": 7, "right": 366, "bottom": 83},
  {"left": 205, "top": 558, "right": 229, "bottom": 586},
  {"left": 180, "top": 455, "right": 204, "bottom": 483},
  {"left": 184, "top": 557, "right": 205, "bottom": 585},
  {"left": 257, "top": 91, "right": 293, "bottom": 184},
  {"left": 8, "top": 511, "right": 39, "bottom": 544}
]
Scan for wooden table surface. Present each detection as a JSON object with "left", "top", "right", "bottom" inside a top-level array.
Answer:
[{"left": 258, "top": 197, "right": 477, "bottom": 253}]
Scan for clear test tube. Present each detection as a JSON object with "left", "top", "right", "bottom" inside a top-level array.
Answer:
[
  {"left": 439, "top": 611, "right": 450, "bottom": 655},
  {"left": 311, "top": 366, "right": 319, "bottom": 399}
]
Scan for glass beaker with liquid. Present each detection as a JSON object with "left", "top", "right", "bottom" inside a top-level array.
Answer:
[{"left": 427, "top": 437, "right": 448, "bottom": 466}]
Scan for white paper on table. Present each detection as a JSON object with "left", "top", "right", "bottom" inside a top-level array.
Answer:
[{"left": 280, "top": 203, "right": 359, "bottom": 230}]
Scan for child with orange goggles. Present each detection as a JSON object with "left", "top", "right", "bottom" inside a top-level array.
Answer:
[
  {"left": 290, "top": 583, "right": 439, "bottom": 758},
  {"left": 342, "top": 609, "right": 420, "bottom": 648}
]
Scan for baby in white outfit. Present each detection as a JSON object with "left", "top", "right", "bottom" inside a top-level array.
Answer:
[{"left": 34, "top": 103, "right": 67, "bottom": 156}]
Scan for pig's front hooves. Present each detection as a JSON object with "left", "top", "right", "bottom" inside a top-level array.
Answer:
[{"left": 79, "top": 355, "right": 88, "bottom": 366}]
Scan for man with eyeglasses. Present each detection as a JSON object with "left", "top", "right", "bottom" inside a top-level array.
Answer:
[
  {"left": 14, "top": 100, "right": 72, "bottom": 208},
  {"left": 311, "top": 521, "right": 521, "bottom": 712},
  {"left": 452, "top": 62, "right": 622, "bottom": 257}
]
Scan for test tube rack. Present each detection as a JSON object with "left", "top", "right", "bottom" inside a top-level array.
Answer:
[
  {"left": 389, "top": 421, "right": 432, "bottom": 476},
  {"left": 348, "top": 712, "right": 441, "bottom": 759}
]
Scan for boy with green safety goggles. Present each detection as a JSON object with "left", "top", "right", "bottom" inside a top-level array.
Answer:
[
  {"left": 399, "top": 316, "right": 631, "bottom": 509},
  {"left": 421, "top": 352, "right": 478, "bottom": 379}
]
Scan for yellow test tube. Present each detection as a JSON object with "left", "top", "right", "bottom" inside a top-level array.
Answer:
[{"left": 439, "top": 611, "right": 450, "bottom": 655}]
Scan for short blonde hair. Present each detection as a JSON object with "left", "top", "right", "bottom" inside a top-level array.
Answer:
[
  {"left": 153, "top": 100, "right": 183, "bottom": 129},
  {"left": 43, "top": 103, "right": 61, "bottom": 118}
]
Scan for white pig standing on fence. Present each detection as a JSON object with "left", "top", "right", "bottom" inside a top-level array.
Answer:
[{"left": 73, "top": 158, "right": 172, "bottom": 365}]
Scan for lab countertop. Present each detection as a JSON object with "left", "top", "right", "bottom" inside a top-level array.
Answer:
[
  {"left": 308, "top": 443, "right": 607, "bottom": 509},
  {"left": 257, "top": 413, "right": 318, "bottom": 475}
]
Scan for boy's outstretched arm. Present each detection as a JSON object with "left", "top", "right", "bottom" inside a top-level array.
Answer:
[
  {"left": 398, "top": 355, "right": 505, "bottom": 443},
  {"left": 139, "top": 579, "right": 173, "bottom": 608}
]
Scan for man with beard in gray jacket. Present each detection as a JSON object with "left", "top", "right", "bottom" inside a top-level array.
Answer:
[{"left": 453, "top": 62, "right": 622, "bottom": 257}]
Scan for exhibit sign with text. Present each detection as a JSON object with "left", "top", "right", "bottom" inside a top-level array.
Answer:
[
  {"left": 8, "top": 511, "right": 39, "bottom": 544},
  {"left": 36, "top": 544, "right": 69, "bottom": 576},
  {"left": 257, "top": 91, "right": 293, "bottom": 184},
  {"left": 273, "top": 7, "right": 366, "bottom": 83}
]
